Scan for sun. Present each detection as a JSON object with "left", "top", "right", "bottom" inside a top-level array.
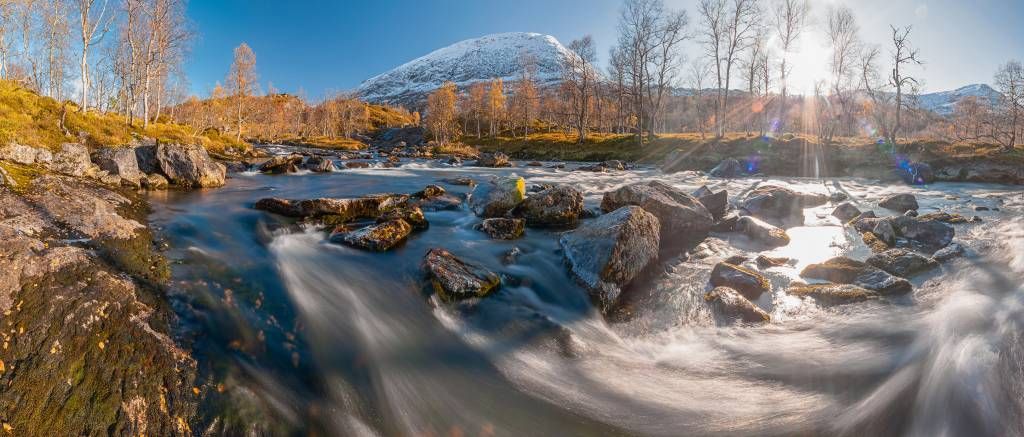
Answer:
[{"left": 784, "top": 30, "right": 833, "bottom": 96}]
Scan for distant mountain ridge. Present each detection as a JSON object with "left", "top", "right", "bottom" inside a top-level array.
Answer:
[{"left": 916, "top": 84, "right": 1001, "bottom": 116}]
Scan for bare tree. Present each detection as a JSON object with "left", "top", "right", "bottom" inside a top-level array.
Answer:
[
  {"left": 74, "top": 0, "right": 113, "bottom": 111},
  {"left": 699, "top": 0, "right": 761, "bottom": 138},
  {"left": 562, "top": 35, "right": 597, "bottom": 143},
  {"left": 226, "top": 42, "right": 257, "bottom": 140},
  {"left": 859, "top": 45, "right": 894, "bottom": 143},
  {"left": 646, "top": 8, "right": 689, "bottom": 138},
  {"left": 688, "top": 59, "right": 713, "bottom": 139},
  {"left": 41, "top": 0, "right": 71, "bottom": 101},
  {"left": 994, "top": 60, "right": 1024, "bottom": 150},
  {"left": 772, "top": 0, "right": 808, "bottom": 133},
  {"left": 887, "top": 25, "right": 922, "bottom": 145},
  {"left": 617, "top": 0, "right": 660, "bottom": 143},
  {"left": 824, "top": 5, "right": 859, "bottom": 141}
]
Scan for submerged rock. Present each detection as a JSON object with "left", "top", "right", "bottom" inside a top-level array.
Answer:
[
  {"left": 559, "top": 206, "right": 660, "bottom": 311},
  {"left": 423, "top": 248, "right": 501, "bottom": 301},
  {"left": 787, "top": 283, "right": 876, "bottom": 305},
  {"left": 933, "top": 243, "right": 965, "bottom": 262},
  {"left": 156, "top": 143, "right": 227, "bottom": 188},
  {"left": 866, "top": 248, "right": 939, "bottom": 278},
  {"left": 740, "top": 185, "right": 827, "bottom": 226},
  {"left": 879, "top": 193, "right": 918, "bottom": 212},
  {"left": 734, "top": 215, "right": 790, "bottom": 248},
  {"left": 477, "top": 217, "right": 525, "bottom": 240},
  {"left": 801, "top": 257, "right": 912, "bottom": 295},
  {"left": 514, "top": 184, "right": 584, "bottom": 226},
  {"left": 468, "top": 176, "right": 526, "bottom": 218},
  {"left": 305, "top": 155, "right": 335, "bottom": 172},
  {"left": 705, "top": 286, "right": 770, "bottom": 323},
  {"left": 601, "top": 180, "right": 713, "bottom": 245},
  {"left": 416, "top": 193, "right": 463, "bottom": 211},
  {"left": 709, "top": 262, "right": 771, "bottom": 300},
  {"left": 331, "top": 219, "right": 412, "bottom": 251}
]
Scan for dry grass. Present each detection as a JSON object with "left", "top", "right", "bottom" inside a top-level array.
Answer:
[
  {"left": 431, "top": 142, "right": 480, "bottom": 157},
  {"left": 276, "top": 136, "right": 368, "bottom": 151}
]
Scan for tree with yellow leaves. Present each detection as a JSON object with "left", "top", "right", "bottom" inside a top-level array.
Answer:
[
  {"left": 487, "top": 78, "right": 505, "bottom": 137},
  {"left": 426, "top": 81, "right": 459, "bottom": 144}
]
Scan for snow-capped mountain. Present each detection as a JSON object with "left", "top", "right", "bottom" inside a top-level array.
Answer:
[
  {"left": 917, "top": 84, "right": 1001, "bottom": 116},
  {"left": 356, "top": 32, "right": 576, "bottom": 107}
]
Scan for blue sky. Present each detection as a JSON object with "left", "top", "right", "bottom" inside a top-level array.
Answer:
[{"left": 185, "top": 0, "right": 1024, "bottom": 99}]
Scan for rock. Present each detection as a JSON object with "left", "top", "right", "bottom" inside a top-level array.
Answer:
[
  {"left": 709, "top": 262, "right": 771, "bottom": 300},
  {"left": 513, "top": 185, "right": 584, "bottom": 226},
  {"left": 305, "top": 156, "right": 335, "bottom": 172},
  {"left": 891, "top": 215, "right": 955, "bottom": 250},
  {"left": 603, "top": 160, "right": 625, "bottom": 171},
  {"left": 866, "top": 248, "right": 939, "bottom": 278},
  {"left": 92, "top": 147, "right": 144, "bottom": 186},
  {"left": 600, "top": 180, "right": 713, "bottom": 245},
  {"left": 259, "top": 154, "right": 303, "bottom": 173},
  {"left": 468, "top": 176, "right": 526, "bottom": 218},
  {"left": 917, "top": 211, "right": 969, "bottom": 224},
  {"left": 416, "top": 193, "right": 463, "bottom": 211},
  {"left": 801, "top": 257, "right": 912, "bottom": 295},
  {"left": 829, "top": 192, "right": 849, "bottom": 202},
  {"left": 740, "top": 185, "right": 827, "bottom": 226},
  {"left": 905, "top": 210, "right": 918, "bottom": 217},
  {"left": 787, "top": 283, "right": 876, "bottom": 305},
  {"left": 709, "top": 158, "right": 742, "bottom": 178},
  {"left": 831, "top": 202, "right": 862, "bottom": 222},
  {"left": 734, "top": 215, "right": 790, "bottom": 248},
  {"left": 862, "top": 231, "right": 891, "bottom": 253},
  {"left": 705, "top": 286, "right": 770, "bottom": 323},
  {"left": 255, "top": 194, "right": 408, "bottom": 220},
  {"left": 422, "top": 248, "right": 500, "bottom": 301},
  {"left": 441, "top": 176, "right": 474, "bottom": 186},
  {"left": 723, "top": 255, "right": 749, "bottom": 265},
  {"left": 477, "top": 218, "right": 525, "bottom": 240},
  {"left": 896, "top": 162, "right": 935, "bottom": 185},
  {"left": 414, "top": 184, "right": 446, "bottom": 198},
  {"left": 134, "top": 144, "right": 159, "bottom": 174},
  {"left": 756, "top": 255, "right": 792, "bottom": 268},
  {"left": 343, "top": 161, "right": 373, "bottom": 169},
  {"left": 933, "top": 243, "right": 965, "bottom": 262},
  {"left": 155, "top": 143, "right": 227, "bottom": 188},
  {"left": 695, "top": 187, "right": 728, "bottom": 220},
  {"left": 527, "top": 161, "right": 543, "bottom": 167},
  {"left": 711, "top": 212, "right": 739, "bottom": 232},
  {"left": 475, "top": 152, "right": 512, "bottom": 168},
  {"left": 222, "top": 160, "right": 249, "bottom": 173},
  {"left": 879, "top": 193, "right": 918, "bottom": 212},
  {"left": 872, "top": 219, "right": 897, "bottom": 246},
  {"left": 0, "top": 143, "right": 51, "bottom": 165},
  {"left": 49, "top": 143, "right": 93, "bottom": 176},
  {"left": 142, "top": 173, "right": 168, "bottom": 190},
  {"left": 378, "top": 206, "right": 429, "bottom": 231},
  {"left": 933, "top": 161, "right": 1024, "bottom": 185},
  {"left": 330, "top": 219, "right": 412, "bottom": 251},
  {"left": 559, "top": 206, "right": 660, "bottom": 311}
]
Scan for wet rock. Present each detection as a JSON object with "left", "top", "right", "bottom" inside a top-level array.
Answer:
[
  {"left": 378, "top": 205, "right": 429, "bottom": 231},
  {"left": 441, "top": 176, "right": 474, "bottom": 186},
  {"left": 787, "top": 283, "right": 876, "bottom": 305},
  {"left": 0, "top": 143, "right": 51, "bottom": 165},
  {"left": 801, "top": 257, "right": 912, "bottom": 295},
  {"left": 896, "top": 162, "right": 935, "bottom": 185},
  {"left": 156, "top": 143, "right": 227, "bottom": 188},
  {"left": 933, "top": 243, "right": 965, "bottom": 262},
  {"left": 559, "top": 206, "right": 660, "bottom": 311},
  {"left": 705, "top": 286, "right": 770, "bottom": 323},
  {"left": 142, "top": 173, "right": 169, "bottom": 190},
  {"left": 740, "top": 185, "right": 827, "bottom": 226},
  {"left": 933, "top": 161, "right": 1024, "bottom": 185},
  {"left": 514, "top": 185, "right": 584, "bottom": 226},
  {"left": 526, "top": 161, "right": 543, "bottom": 167},
  {"left": 831, "top": 202, "right": 861, "bottom": 222},
  {"left": 872, "top": 219, "right": 897, "bottom": 246},
  {"left": 416, "top": 193, "right": 463, "bottom": 211},
  {"left": 413, "top": 184, "right": 446, "bottom": 199},
  {"left": 468, "top": 176, "right": 526, "bottom": 218},
  {"left": 724, "top": 255, "right": 749, "bottom": 265},
  {"left": 756, "top": 255, "right": 793, "bottom": 268},
  {"left": 259, "top": 154, "right": 303, "bottom": 173},
  {"left": 330, "top": 219, "right": 412, "bottom": 251},
  {"left": 734, "top": 215, "right": 790, "bottom": 248},
  {"left": 601, "top": 180, "right": 713, "bottom": 245},
  {"left": 879, "top": 193, "right": 918, "bottom": 212},
  {"left": 709, "top": 262, "right": 771, "bottom": 300},
  {"left": 475, "top": 152, "right": 512, "bottom": 168},
  {"left": 92, "top": 147, "right": 144, "bottom": 186},
  {"left": 829, "top": 192, "right": 849, "bottom": 202},
  {"left": 866, "top": 248, "right": 939, "bottom": 278},
  {"left": 255, "top": 194, "right": 408, "bottom": 221},
  {"left": 917, "top": 211, "right": 969, "bottom": 224},
  {"left": 477, "top": 218, "right": 525, "bottom": 240},
  {"left": 711, "top": 212, "right": 739, "bottom": 232},
  {"left": 904, "top": 209, "right": 918, "bottom": 217},
  {"left": 343, "top": 161, "right": 373, "bottom": 169},
  {"left": 305, "top": 156, "right": 335, "bottom": 172},
  {"left": 603, "top": 160, "right": 625, "bottom": 171},
  {"left": 709, "top": 158, "right": 742, "bottom": 178},
  {"left": 891, "top": 215, "right": 955, "bottom": 250},
  {"left": 423, "top": 248, "right": 500, "bottom": 301},
  {"left": 49, "top": 143, "right": 93, "bottom": 176},
  {"left": 694, "top": 186, "right": 728, "bottom": 220},
  {"left": 503, "top": 246, "right": 522, "bottom": 264},
  {"left": 862, "top": 231, "right": 891, "bottom": 253}
]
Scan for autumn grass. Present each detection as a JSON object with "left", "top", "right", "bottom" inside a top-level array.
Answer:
[
  {"left": 274, "top": 136, "right": 368, "bottom": 151},
  {"left": 0, "top": 80, "right": 248, "bottom": 154},
  {"left": 431, "top": 142, "right": 480, "bottom": 157}
]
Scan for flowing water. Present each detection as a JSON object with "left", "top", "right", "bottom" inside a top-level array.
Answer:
[{"left": 148, "top": 147, "right": 1024, "bottom": 436}]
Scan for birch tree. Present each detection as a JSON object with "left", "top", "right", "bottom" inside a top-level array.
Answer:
[
  {"left": 74, "top": 0, "right": 113, "bottom": 110},
  {"left": 699, "top": 0, "right": 761, "bottom": 138},
  {"left": 226, "top": 42, "right": 257, "bottom": 140},
  {"left": 772, "top": 0, "right": 808, "bottom": 131}
]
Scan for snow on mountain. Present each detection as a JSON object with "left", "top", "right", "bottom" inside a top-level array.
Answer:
[
  {"left": 917, "top": 84, "right": 1001, "bottom": 116},
  {"left": 356, "top": 32, "right": 575, "bottom": 107}
]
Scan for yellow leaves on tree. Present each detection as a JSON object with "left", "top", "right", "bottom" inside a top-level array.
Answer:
[{"left": 426, "top": 81, "right": 459, "bottom": 144}]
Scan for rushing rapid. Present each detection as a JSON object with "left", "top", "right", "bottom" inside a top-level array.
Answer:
[{"left": 148, "top": 150, "right": 1024, "bottom": 436}]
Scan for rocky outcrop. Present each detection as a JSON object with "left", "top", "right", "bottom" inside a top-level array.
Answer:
[
  {"left": 709, "top": 262, "right": 770, "bottom": 300},
  {"left": 933, "top": 160, "right": 1024, "bottom": 185},
  {"left": 801, "top": 257, "right": 912, "bottom": 295},
  {"left": 477, "top": 217, "right": 525, "bottom": 240},
  {"left": 705, "top": 286, "right": 770, "bottom": 323},
  {"left": 740, "top": 185, "right": 827, "bottom": 226},
  {"left": 330, "top": 219, "right": 413, "bottom": 251},
  {"left": 423, "top": 248, "right": 500, "bottom": 301},
  {"left": 156, "top": 143, "right": 227, "bottom": 188},
  {"left": 305, "top": 156, "right": 335, "bottom": 172},
  {"left": 92, "top": 147, "right": 144, "bottom": 187},
  {"left": 513, "top": 185, "right": 584, "bottom": 226},
  {"left": 468, "top": 176, "right": 526, "bottom": 218},
  {"left": 787, "top": 283, "right": 876, "bottom": 305},
  {"left": 49, "top": 143, "right": 93, "bottom": 177},
  {"left": 866, "top": 248, "right": 939, "bottom": 278},
  {"left": 601, "top": 180, "right": 713, "bottom": 246},
  {"left": 254, "top": 194, "right": 408, "bottom": 222},
  {"left": 0, "top": 143, "right": 52, "bottom": 165},
  {"left": 734, "top": 215, "right": 790, "bottom": 248},
  {"left": 559, "top": 206, "right": 660, "bottom": 311},
  {"left": 475, "top": 152, "right": 512, "bottom": 168},
  {"left": 879, "top": 193, "right": 918, "bottom": 212}
]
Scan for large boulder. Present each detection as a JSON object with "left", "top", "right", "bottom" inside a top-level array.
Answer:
[
  {"left": 879, "top": 193, "right": 918, "bottom": 212},
  {"left": 559, "top": 206, "right": 660, "bottom": 311},
  {"left": 831, "top": 202, "right": 862, "bottom": 222},
  {"left": 475, "top": 152, "right": 512, "bottom": 168},
  {"left": 305, "top": 156, "right": 335, "bottom": 172},
  {"left": 49, "top": 143, "right": 93, "bottom": 176},
  {"left": 740, "top": 185, "right": 827, "bottom": 226},
  {"left": 477, "top": 218, "right": 525, "bottom": 240},
  {"left": 600, "top": 180, "right": 713, "bottom": 245},
  {"left": 259, "top": 154, "right": 303, "bottom": 174},
  {"left": 891, "top": 215, "right": 955, "bottom": 250},
  {"left": 801, "top": 257, "right": 912, "bottom": 295},
  {"left": 734, "top": 215, "right": 790, "bottom": 248},
  {"left": 709, "top": 158, "right": 742, "bottom": 178},
  {"left": 330, "top": 219, "right": 412, "bottom": 251},
  {"left": 787, "top": 283, "right": 876, "bottom": 305},
  {"left": 705, "top": 286, "right": 770, "bottom": 323},
  {"left": 468, "top": 176, "right": 526, "bottom": 218},
  {"left": 92, "top": 147, "right": 144, "bottom": 186},
  {"left": 0, "top": 143, "right": 52, "bottom": 165},
  {"left": 513, "top": 185, "right": 584, "bottom": 226},
  {"left": 866, "top": 248, "right": 938, "bottom": 278},
  {"left": 155, "top": 143, "right": 226, "bottom": 188},
  {"left": 693, "top": 186, "right": 728, "bottom": 220},
  {"left": 378, "top": 205, "right": 429, "bottom": 231},
  {"left": 422, "top": 248, "right": 500, "bottom": 302},
  {"left": 254, "top": 194, "right": 408, "bottom": 221},
  {"left": 709, "top": 262, "right": 771, "bottom": 300}
]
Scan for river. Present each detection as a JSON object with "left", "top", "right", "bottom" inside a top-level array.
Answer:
[{"left": 147, "top": 147, "right": 1024, "bottom": 436}]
